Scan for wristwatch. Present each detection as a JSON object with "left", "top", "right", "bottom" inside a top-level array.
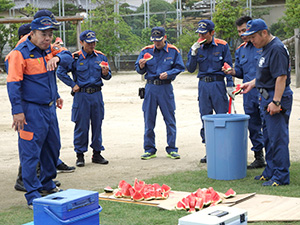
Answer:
[{"left": 272, "top": 100, "right": 281, "bottom": 106}]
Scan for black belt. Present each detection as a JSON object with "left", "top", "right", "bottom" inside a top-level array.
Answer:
[
  {"left": 79, "top": 87, "right": 102, "bottom": 94},
  {"left": 24, "top": 100, "right": 54, "bottom": 107},
  {"left": 147, "top": 79, "right": 171, "bottom": 85},
  {"left": 199, "top": 76, "right": 224, "bottom": 82}
]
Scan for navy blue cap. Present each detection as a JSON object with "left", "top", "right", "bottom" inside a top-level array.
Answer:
[
  {"left": 31, "top": 16, "right": 58, "bottom": 31},
  {"left": 80, "top": 30, "right": 98, "bottom": 43},
  {"left": 241, "top": 19, "right": 268, "bottom": 36},
  {"left": 18, "top": 24, "right": 31, "bottom": 38},
  {"left": 34, "top": 9, "right": 61, "bottom": 26},
  {"left": 196, "top": 20, "right": 214, "bottom": 34},
  {"left": 150, "top": 27, "right": 165, "bottom": 41}
]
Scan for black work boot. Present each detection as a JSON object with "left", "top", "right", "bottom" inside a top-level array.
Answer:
[
  {"left": 92, "top": 150, "right": 109, "bottom": 165},
  {"left": 76, "top": 153, "right": 85, "bottom": 167},
  {"left": 247, "top": 150, "right": 266, "bottom": 169},
  {"left": 14, "top": 165, "right": 26, "bottom": 192},
  {"left": 200, "top": 155, "right": 207, "bottom": 163}
]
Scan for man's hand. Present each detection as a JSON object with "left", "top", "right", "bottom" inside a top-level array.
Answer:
[
  {"left": 240, "top": 79, "right": 256, "bottom": 94},
  {"left": 12, "top": 113, "right": 27, "bottom": 132},
  {"left": 72, "top": 84, "right": 80, "bottom": 93},
  {"left": 56, "top": 98, "right": 63, "bottom": 109},
  {"left": 139, "top": 58, "right": 147, "bottom": 69},
  {"left": 47, "top": 56, "right": 60, "bottom": 71},
  {"left": 159, "top": 72, "right": 168, "bottom": 80},
  {"left": 191, "top": 42, "right": 201, "bottom": 56},
  {"left": 226, "top": 86, "right": 235, "bottom": 99},
  {"left": 222, "top": 67, "right": 236, "bottom": 76},
  {"left": 267, "top": 102, "right": 281, "bottom": 116},
  {"left": 102, "top": 66, "right": 109, "bottom": 76}
]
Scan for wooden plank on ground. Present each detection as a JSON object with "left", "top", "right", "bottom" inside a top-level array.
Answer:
[{"left": 234, "top": 194, "right": 300, "bottom": 222}]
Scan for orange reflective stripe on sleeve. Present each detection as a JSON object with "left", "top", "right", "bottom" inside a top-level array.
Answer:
[
  {"left": 20, "top": 130, "right": 34, "bottom": 141},
  {"left": 7, "top": 50, "right": 25, "bottom": 82}
]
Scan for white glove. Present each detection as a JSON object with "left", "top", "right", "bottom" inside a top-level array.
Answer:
[
  {"left": 191, "top": 42, "right": 201, "bottom": 56},
  {"left": 226, "top": 87, "right": 235, "bottom": 99}
]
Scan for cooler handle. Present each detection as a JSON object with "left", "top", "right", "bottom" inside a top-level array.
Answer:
[
  {"left": 43, "top": 205, "right": 102, "bottom": 224},
  {"left": 214, "top": 119, "right": 226, "bottom": 128}
]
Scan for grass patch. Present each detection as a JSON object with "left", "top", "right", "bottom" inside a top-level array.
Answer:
[{"left": 2, "top": 162, "right": 300, "bottom": 225}]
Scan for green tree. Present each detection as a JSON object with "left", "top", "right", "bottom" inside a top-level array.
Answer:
[
  {"left": 85, "top": 0, "right": 142, "bottom": 71},
  {"left": 0, "top": 0, "right": 15, "bottom": 62},
  {"left": 51, "top": 3, "right": 82, "bottom": 16},
  {"left": 282, "top": 0, "right": 300, "bottom": 38}
]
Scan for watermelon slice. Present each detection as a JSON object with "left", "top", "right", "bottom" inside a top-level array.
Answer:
[
  {"left": 114, "top": 190, "right": 123, "bottom": 198},
  {"left": 197, "top": 38, "right": 207, "bottom": 44},
  {"left": 233, "top": 84, "right": 242, "bottom": 95},
  {"left": 143, "top": 52, "right": 153, "bottom": 61},
  {"left": 224, "top": 188, "right": 236, "bottom": 198},
  {"left": 223, "top": 62, "right": 232, "bottom": 72},
  {"left": 134, "top": 178, "right": 145, "bottom": 192},
  {"left": 132, "top": 191, "right": 144, "bottom": 201},
  {"left": 143, "top": 191, "right": 154, "bottom": 201},
  {"left": 104, "top": 186, "right": 114, "bottom": 193},
  {"left": 161, "top": 184, "right": 171, "bottom": 193},
  {"left": 175, "top": 201, "right": 186, "bottom": 210},
  {"left": 195, "top": 198, "right": 204, "bottom": 211},
  {"left": 55, "top": 37, "right": 63, "bottom": 45},
  {"left": 100, "top": 61, "right": 109, "bottom": 68}
]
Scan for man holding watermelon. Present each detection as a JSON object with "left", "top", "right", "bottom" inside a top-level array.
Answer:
[
  {"left": 135, "top": 27, "right": 185, "bottom": 160},
  {"left": 223, "top": 16, "right": 266, "bottom": 170},
  {"left": 57, "top": 30, "right": 111, "bottom": 167},
  {"left": 185, "top": 20, "right": 234, "bottom": 163},
  {"left": 241, "top": 19, "right": 293, "bottom": 186}
]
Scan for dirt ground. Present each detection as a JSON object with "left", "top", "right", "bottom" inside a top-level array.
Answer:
[{"left": 0, "top": 71, "right": 300, "bottom": 211}]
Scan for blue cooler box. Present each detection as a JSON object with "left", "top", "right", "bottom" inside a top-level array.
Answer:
[{"left": 33, "top": 189, "right": 102, "bottom": 225}]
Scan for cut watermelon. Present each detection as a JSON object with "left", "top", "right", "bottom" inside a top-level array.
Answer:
[
  {"left": 197, "top": 38, "right": 207, "bottom": 44},
  {"left": 114, "top": 190, "right": 123, "bottom": 198},
  {"left": 55, "top": 37, "right": 63, "bottom": 45},
  {"left": 195, "top": 198, "right": 204, "bottom": 211},
  {"left": 121, "top": 183, "right": 133, "bottom": 198},
  {"left": 143, "top": 191, "right": 154, "bottom": 201},
  {"left": 223, "top": 62, "right": 232, "bottom": 72},
  {"left": 143, "top": 52, "right": 153, "bottom": 61},
  {"left": 161, "top": 184, "right": 171, "bottom": 193},
  {"left": 175, "top": 201, "right": 186, "bottom": 210},
  {"left": 100, "top": 61, "right": 109, "bottom": 68},
  {"left": 181, "top": 197, "right": 190, "bottom": 210},
  {"left": 104, "top": 186, "right": 114, "bottom": 193},
  {"left": 132, "top": 191, "right": 144, "bottom": 201},
  {"left": 224, "top": 188, "right": 236, "bottom": 198},
  {"left": 233, "top": 84, "right": 242, "bottom": 95},
  {"left": 134, "top": 178, "right": 145, "bottom": 192}
]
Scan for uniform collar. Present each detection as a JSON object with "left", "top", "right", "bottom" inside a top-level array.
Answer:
[
  {"left": 26, "top": 37, "right": 51, "bottom": 53},
  {"left": 81, "top": 48, "right": 98, "bottom": 59}
]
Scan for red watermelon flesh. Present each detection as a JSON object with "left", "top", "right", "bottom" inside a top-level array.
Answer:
[
  {"left": 134, "top": 178, "right": 145, "bottom": 192},
  {"left": 121, "top": 183, "right": 133, "bottom": 198},
  {"left": 211, "top": 191, "right": 222, "bottom": 204},
  {"left": 161, "top": 184, "right": 171, "bottom": 193},
  {"left": 187, "top": 195, "right": 196, "bottom": 209},
  {"left": 224, "top": 188, "right": 236, "bottom": 198},
  {"left": 181, "top": 197, "right": 190, "bottom": 210},
  {"left": 114, "top": 190, "right": 123, "bottom": 198},
  {"left": 143, "top": 52, "right": 153, "bottom": 61},
  {"left": 104, "top": 186, "right": 114, "bottom": 193},
  {"left": 195, "top": 198, "right": 204, "bottom": 211},
  {"left": 203, "top": 193, "right": 212, "bottom": 206},
  {"left": 197, "top": 38, "right": 207, "bottom": 44},
  {"left": 118, "top": 180, "right": 128, "bottom": 189},
  {"left": 132, "top": 191, "right": 144, "bottom": 201},
  {"left": 233, "top": 84, "right": 242, "bottom": 95},
  {"left": 100, "top": 61, "right": 109, "bottom": 68},
  {"left": 223, "top": 62, "right": 232, "bottom": 71},
  {"left": 143, "top": 191, "right": 154, "bottom": 201},
  {"left": 175, "top": 201, "right": 186, "bottom": 210}
]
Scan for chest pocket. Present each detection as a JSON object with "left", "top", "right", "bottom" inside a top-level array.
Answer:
[
  {"left": 197, "top": 55, "right": 208, "bottom": 72},
  {"left": 161, "top": 57, "right": 174, "bottom": 71},
  {"left": 76, "top": 63, "right": 88, "bottom": 72},
  {"left": 212, "top": 55, "right": 223, "bottom": 70}
]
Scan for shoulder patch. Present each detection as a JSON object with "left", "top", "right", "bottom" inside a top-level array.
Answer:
[
  {"left": 95, "top": 50, "right": 105, "bottom": 56},
  {"left": 167, "top": 44, "right": 180, "bottom": 53},
  {"left": 236, "top": 42, "right": 247, "bottom": 50},
  {"left": 142, "top": 44, "right": 154, "bottom": 51},
  {"left": 214, "top": 38, "right": 228, "bottom": 45}
]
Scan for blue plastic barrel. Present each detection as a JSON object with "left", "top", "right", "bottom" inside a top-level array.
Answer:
[{"left": 203, "top": 114, "right": 250, "bottom": 180}]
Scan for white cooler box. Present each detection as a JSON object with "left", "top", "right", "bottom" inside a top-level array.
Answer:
[{"left": 178, "top": 206, "right": 247, "bottom": 225}]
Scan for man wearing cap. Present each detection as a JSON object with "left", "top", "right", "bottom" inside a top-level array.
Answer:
[
  {"left": 223, "top": 16, "right": 266, "bottom": 169},
  {"left": 6, "top": 16, "right": 72, "bottom": 208},
  {"left": 7, "top": 22, "right": 75, "bottom": 194},
  {"left": 241, "top": 19, "right": 293, "bottom": 186},
  {"left": 135, "top": 27, "right": 185, "bottom": 160},
  {"left": 186, "top": 19, "right": 234, "bottom": 163},
  {"left": 57, "top": 30, "right": 111, "bottom": 167}
]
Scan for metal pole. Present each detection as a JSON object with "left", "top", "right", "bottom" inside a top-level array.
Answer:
[
  {"left": 59, "top": 0, "right": 62, "bottom": 38},
  {"left": 147, "top": 0, "right": 150, "bottom": 28},
  {"left": 249, "top": 0, "right": 252, "bottom": 17},
  {"left": 210, "top": 0, "right": 212, "bottom": 19},
  {"left": 143, "top": 0, "right": 146, "bottom": 29},
  {"left": 62, "top": 0, "right": 66, "bottom": 46}
]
